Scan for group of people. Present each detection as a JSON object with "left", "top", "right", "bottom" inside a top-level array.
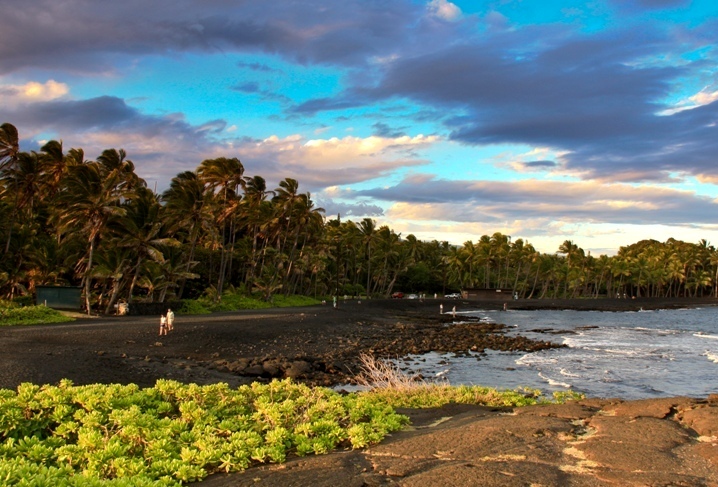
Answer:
[{"left": 159, "top": 309, "right": 175, "bottom": 336}]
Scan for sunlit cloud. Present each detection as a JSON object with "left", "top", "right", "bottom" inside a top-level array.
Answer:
[
  {"left": 220, "top": 133, "right": 439, "bottom": 190},
  {"left": 349, "top": 175, "right": 718, "bottom": 227},
  {"left": 660, "top": 87, "right": 718, "bottom": 115},
  {"left": 0, "top": 79, "right": 69, "bottom": 106},
  {"left": 427, "top": 0, "right": 462, "bottom": 21}
]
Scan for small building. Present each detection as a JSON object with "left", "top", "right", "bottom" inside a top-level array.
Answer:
[
  {"left": 35, "top": 286, "right": 82, "bottom": 310},
  {"left": 461, "top": 288, "right": 514, "bottom": 301}
]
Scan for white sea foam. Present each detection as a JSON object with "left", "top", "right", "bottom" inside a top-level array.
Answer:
[
  {"left": 694, "top": 333, "right": 718, "bottom": 340},
  {"left": 559, "top": 368, "right": 580, "bottom": 378},
  {"left": 451, "top": 307, "right": 718, "bottom": 399},
  {"left": 538, "top": 373, "right": 571, "bottom": 388}
]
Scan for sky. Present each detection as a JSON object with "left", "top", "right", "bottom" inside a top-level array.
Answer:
[{"left": 1, "top": 0, "right": 717, "bottom": 256}]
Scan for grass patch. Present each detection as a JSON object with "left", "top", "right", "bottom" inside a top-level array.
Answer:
[
  {"left": 179, "top": 292, "right": 321, "bottom": 315},
  {"left": 0, "top": 305, "right": 75, "bottom": 326}
]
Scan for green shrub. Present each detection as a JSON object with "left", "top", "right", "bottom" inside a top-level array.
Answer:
[
  {"left": 176, "top": 300, "right": 211, "bottom": 315},
  {"left": 179, "top": 292, "right": 320, "bottom": 315},
  {"left": 0, "top": 379, "right": 408, "bottom": 485},
  {"left": 271, "top": 295, "right": 321, "bottom": 307},
  {"left": 0, "top": 305, "right": 75, "bottom": 326}
]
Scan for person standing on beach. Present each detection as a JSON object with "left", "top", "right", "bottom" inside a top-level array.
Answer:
[
  {"left": 452, "top": 305, "right": 456, "bottom": 318},
  {"left": 166, "top": 309, "right": 175, "bottom": 331},
  {"left": 159, "top": 315, "right": 168, "bottom": 336}
]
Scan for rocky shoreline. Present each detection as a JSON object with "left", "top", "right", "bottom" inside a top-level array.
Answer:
[{"left": 1, "top": 297, "right": 717, "bottom": 485}]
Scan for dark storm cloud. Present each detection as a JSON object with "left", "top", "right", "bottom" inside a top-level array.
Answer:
[
  {"left": 0, "top": 0, "right": 418, "bottom": 74},
  {"left": 1, "top": 96, "right": 219, "bottom": 180},
  {"left": 5, "top": 96, "right": 143, "bottom": 131},
  {"left": 2, "top": 0, "right": 716, "bottom": 188},
  {"left": 338, "top": 23, "right": 716, "bottom": 182}
]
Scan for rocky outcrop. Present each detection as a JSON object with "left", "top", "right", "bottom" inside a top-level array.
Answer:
[{"left": 202, "top": 396, "right": 718, "bottom": 486}]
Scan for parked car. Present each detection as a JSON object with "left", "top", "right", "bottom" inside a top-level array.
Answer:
[
  {"left": 407, "top": 294, "right": 418, "bottom": 299},
  {"left": 445, "top": 293, "right": 461, "bottom": 299},
  {"left": 391, "top": 292, "right": 404, "bottom": 299}
]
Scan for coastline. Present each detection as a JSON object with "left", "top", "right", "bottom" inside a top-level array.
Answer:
[
  {"left": 1, "top": 297, "right": 717, "bottom": 485},
  {"left": 1, "top": 296, "right": 715, "bottom": 390}
]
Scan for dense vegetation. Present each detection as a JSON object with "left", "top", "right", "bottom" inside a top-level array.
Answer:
[
  {"left": 0, "top": 301, "right": 74, "bottom": 326},
  {"left": 2, "top": 122, "right": 717, "bottom": 314},
  {"left": 0, "top": 379, "right": 578, "bottom": 486}
]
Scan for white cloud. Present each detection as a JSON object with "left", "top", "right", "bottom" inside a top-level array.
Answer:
[
  {"left": 0, "top": 79, "right": 69, "bottom": 106},
  {"left": 427, "top": 0, "right": 462, "bottom": 21},
  {"left": 660, "top": 87, "right": 718, "bottom": 115}
]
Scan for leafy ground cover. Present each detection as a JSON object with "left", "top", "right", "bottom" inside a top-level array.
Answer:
[{"left": 0, "top": 378, "right": 580, "bottom": 486}]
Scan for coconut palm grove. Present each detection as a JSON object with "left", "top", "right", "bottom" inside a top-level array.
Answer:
[{"left": 1, "top": 121, "right": 716, "bottom": 312}]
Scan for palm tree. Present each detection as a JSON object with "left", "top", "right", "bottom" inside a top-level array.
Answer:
[
  {"left": 198, "top": 157, "right": 245, "bottom": 298},
  {"left": 54, "top": 162, "right": 128, "bottom": 314},
  {"left": 0, "top": 123, "right": 19, "bottom": 172},
  {"left": 161, "top": 171, "right": 210, "bottom": 298},
  {"left": 97, "top": 148, "right": 144, "bottom": 192},
  {"left": 91, "top": 246, "right": 133, "bottom": 315},
  {"left": 110, "top": 187, "right": 178, "bottom": 306},
  {"left": 1, "top": 150, "right": 43, "bottom": 254},
  {"left": 358, "top": 218, "right": 377, "bottom": 297},
  {"left": 242, "top": 175, "right": 272, "bottom": 285}
]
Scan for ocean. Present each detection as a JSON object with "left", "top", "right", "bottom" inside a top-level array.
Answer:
[{"left": 394, "top": 306, "right": 718, "bottom": 400}]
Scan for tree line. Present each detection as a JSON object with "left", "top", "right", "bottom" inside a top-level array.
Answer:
[{"left": 1, "top": 122, "right": 716, "bottom": 313}]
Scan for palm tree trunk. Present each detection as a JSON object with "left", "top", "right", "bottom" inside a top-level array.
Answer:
[{"left": 84, "top": 238, "right": 96, "bottom": 315}]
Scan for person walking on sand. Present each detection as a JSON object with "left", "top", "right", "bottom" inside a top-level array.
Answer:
[
  {"left": 166, "top": 309, "right": 175, "bottom": 331},
  {"left": 452, "top": 305, "right": 456, "bottom": 318},
  {"left": 159, "top": 315, "right": 168, "bottom": 336},
  {"left": 440, "top": 304, "right": 444, "bottom": 314}
]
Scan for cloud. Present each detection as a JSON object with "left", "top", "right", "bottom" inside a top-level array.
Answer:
[
  {"left": 234, "top": 133, "right": 438, "bottom": 189},
  {"left": 427, "top": 0, "right": 462, "bottom": 22},
  {"left": 662, "top": 87, "right": 718, "bottom": 115},
  {"left": 230, "top": 82, "right": 261, "bottom": 93},
  {"left": 0, "top": 80, "right": 69, "bottom": 106},
  {"left": 332, "top": 22, "right": 716, "bottom": 184},
  {"left": 315, "top": 198, "right": 385, "bottom": 219},
  {"left": 2, "top": 95, "right": 224, "bottom": 185},
  {"left": 0, "top": 0, "right": 423, "bottom": 74},
  {"left": 522, "top": 160, "right": 558, "bottom": 169},
  {"left": 372, "top": 122, "right": 407, "bottom": 138},
  {"left": 611, "top": 0, "right": 691, "bottom": 10},
  {"left": 236, "top": 61, "right": 281, "bottom": 73},
  {"left": 349, "top": 175, "right": 718, "bottom": 227}
]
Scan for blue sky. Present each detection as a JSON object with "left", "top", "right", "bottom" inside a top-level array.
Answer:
[{"left": 1, "top": 0, "right": 717, "bottom": 255}]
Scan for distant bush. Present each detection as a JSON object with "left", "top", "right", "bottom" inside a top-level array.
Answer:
[
  {"left": 271, "top": 295, "right": 321, "bottom": 307},
  {"left": 178, "top": 291, "right": 320, "bottom": 315},
  {"left": 177, "top": 300, "right": 212, "bottom": 315},
  {"left": 0, "top": 305, "right": 74, "bottom": 326}
]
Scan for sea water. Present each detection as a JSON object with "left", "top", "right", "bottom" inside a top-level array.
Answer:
[{"left": 394, "top": 307, "right": 718, "bottom": 399}]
